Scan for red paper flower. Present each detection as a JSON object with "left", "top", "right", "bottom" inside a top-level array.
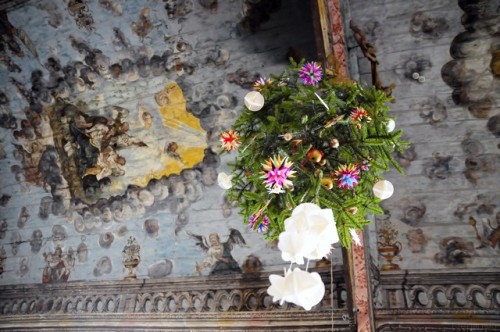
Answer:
[
  {"left": 220, "top": 130, "right": 241, "bottom": 151},
  {"left": 350, "top": 107, "right": 371, "bottom": 122}
]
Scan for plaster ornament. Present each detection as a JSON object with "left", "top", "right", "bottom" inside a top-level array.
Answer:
[
  {"left": 373, "top": 180, "right": 394, "bottom": 200},
  {"left": 244, "top": 91, "right": 264, "bottom": 112},
  {"left": 386, "top": 119, "right": 395, "bottom": 133},
  {"left": 217, "top": 172, "right": 233, "bottom": 189}
]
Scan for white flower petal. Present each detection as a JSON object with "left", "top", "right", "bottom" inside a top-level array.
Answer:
[
  {"left": 288, "top": 268, "right": 325, "bottom": 311},
  {"left": 278, "top": 230, "right": 315, "bottom": 265},
  {"left": 267, "top": 273, "right": 289, "bottom": 305}
]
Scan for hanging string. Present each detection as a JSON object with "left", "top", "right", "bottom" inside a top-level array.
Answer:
[{"left": 330, "top": 249, "right": 334, "bottom": 331}]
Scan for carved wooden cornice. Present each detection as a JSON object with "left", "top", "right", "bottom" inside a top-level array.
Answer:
[
  {"left": 373, "top": 268, "right": 500, "bottom": 330},
  {"left": 0, "top": 267, "right": 352, "bottom": 331}
]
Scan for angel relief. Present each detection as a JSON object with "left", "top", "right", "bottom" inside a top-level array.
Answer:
[{"left": 188, "top": 229, "right": 247, "bottom": 275}]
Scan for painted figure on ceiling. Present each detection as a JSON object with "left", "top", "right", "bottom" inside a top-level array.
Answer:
[
  {"left": 188, "top": 228, "right": 246, "bottom": 275},
  {"left": 42, "top": 246, "right": 75, "bottom": 283}
]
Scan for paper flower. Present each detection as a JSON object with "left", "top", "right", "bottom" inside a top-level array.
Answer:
[
  {"left": 299, "top": 62, "right": 322, "bottom": 86},
  {"left": 279, "top": 203, "right": 339, "bottom": 262},
  {"left": 350, "top": 107, "right": 371, "bottom": 122},
  {"left": 220, "top": 130, "right": 241, "bottom": 151},
  {"left": 249, "top": 214, "right": 270, "bottom": 233},
  {"left": 334, "top": 164, "right": 360, "bottom": 190},
  {"left": 261, "top": 155, "right": 296, "bottom": 193},
  {"left": 217, "top": 172, "right": 233, "bottom": 189},
  {"left": 278, "top": 229, "right": 316, "bottom": 264},
  {"left": 359, "top": 160, "right": 370, "bottom": 172},
  {"left": 267, "top": 267, "right": 325, "bottom": 311},
  {"left": 253, "top": 77, "right": 273, "bottom": 92}
]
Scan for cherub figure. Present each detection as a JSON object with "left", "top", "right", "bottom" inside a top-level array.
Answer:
[
  {"left": 42, "top": 246, "right": 75, "bottom": 283},
  {"left": 188, "top": 228, "right": 246, "bottom": 275}
]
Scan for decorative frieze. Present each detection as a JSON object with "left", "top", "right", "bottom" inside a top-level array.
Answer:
[
  {"left": 374, "top": 268, "right": 500, "bottom": 330},
  {"left": 0, "top": 267, "right": 351, "bottom": 331}
]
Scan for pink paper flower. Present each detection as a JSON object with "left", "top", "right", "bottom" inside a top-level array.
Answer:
[
  {"left": 260, "top": 155, "right": 296, "bottom": 193},
  {"left": 253, "top": 77, "right": 273, "bottom": 92},
  {"left": 299, "top": 62, "right": 322, "bottom": 86},
  {"left": 334, "top": 164, "right": 360, "bottom": 190}
]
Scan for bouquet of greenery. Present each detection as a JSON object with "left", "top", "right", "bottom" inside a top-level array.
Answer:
[{"left": 219, "top": 60, "right": 407, "bottom": 248}]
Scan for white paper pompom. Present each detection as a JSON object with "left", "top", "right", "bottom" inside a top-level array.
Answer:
[
  {"left": 373, "top": 180, "right": 394, "bottom": 200},
  {"left": 244, "top": 91, "right": 264, "bottom": 111},
  {"left": 217, "top": 172, "right": 233, "bottom": 189},
  {"left": 386, "top": 119, "right": 395, "bottom": 133}
]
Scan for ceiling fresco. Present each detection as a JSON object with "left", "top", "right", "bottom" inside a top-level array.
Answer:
[{"left": 0, "top": 0, "right": 340, "bottom": 284}]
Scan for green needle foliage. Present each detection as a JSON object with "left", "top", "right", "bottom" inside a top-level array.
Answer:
[{"left": 225, "top": 60, "right": 408, "bottom": 247}]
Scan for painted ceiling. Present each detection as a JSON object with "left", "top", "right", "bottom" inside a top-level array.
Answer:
[{"left": 0, "top": 0, "right": 338, "bottom": 285}]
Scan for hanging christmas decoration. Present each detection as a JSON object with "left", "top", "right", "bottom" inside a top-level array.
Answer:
[
  {"left": 372, "top": 179, "right": 394, "bottom": 200},
  {"left": 220, "top": 130, "right": 241, "bottom": 151},
  {"left": 386, "top": 119, "right": 396, "bottom": 133},
  {"left": 244, "top": 91, "right": 265, "bottom": 111},
  {"left": 220, "top": 59, "right": 407, "bottom": 247}
]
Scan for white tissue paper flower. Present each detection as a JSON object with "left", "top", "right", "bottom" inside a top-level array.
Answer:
[
  {"left": 267, "top": 267, "right": 325, "bottom": 311},
  {"left": 278, "top": 229, "right": 315, "bottom": 265},
  {"left": 217, "top": 172, "right": 233, "bottom": 189},
  {"left": 280, "top": 203, "right": 339, "bottom": 261}
]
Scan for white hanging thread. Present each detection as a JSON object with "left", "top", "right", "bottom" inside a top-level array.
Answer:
[{"left": 314, "top": 92, "right": 330, "bottom": 110}]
